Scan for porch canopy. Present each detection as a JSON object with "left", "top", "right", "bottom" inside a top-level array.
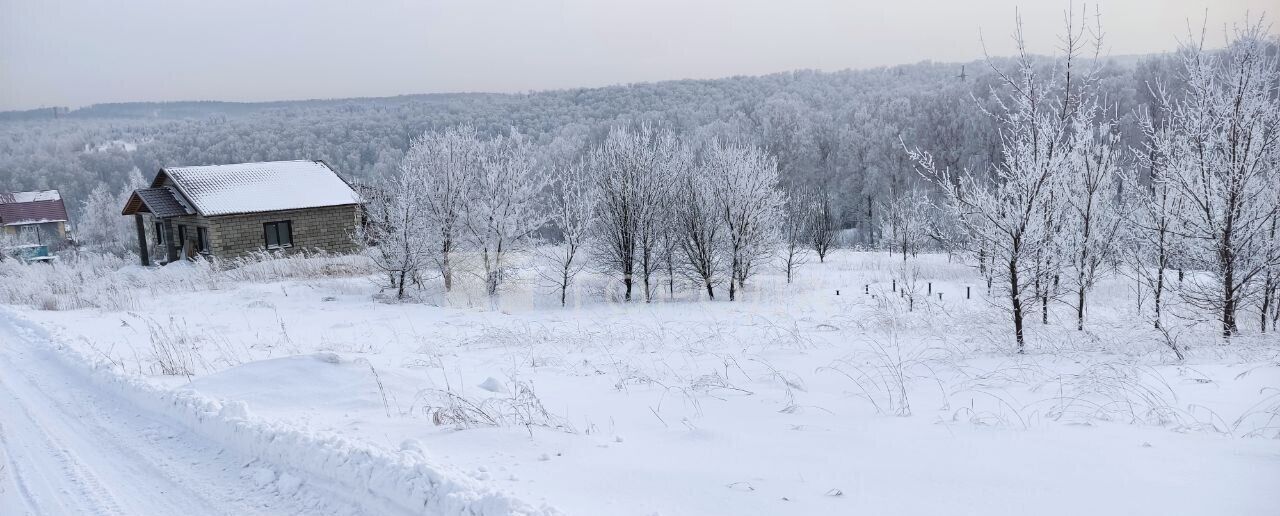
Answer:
[
  {"left": 121, "top": 187, "right": 193, "bottom": 265},
  {"left": 121, "top": 187, "right": 193, "bottom": 218}
]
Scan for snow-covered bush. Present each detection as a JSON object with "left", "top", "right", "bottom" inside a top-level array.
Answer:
[
  {"left": 0, "top": 250, "right": 373, "bottom": 311},
  {"left": 418, "top": 381, "right": 573, "bottom": 433},
  {"left": 222, "top": 250, "right": 374, "bottom": 283}
]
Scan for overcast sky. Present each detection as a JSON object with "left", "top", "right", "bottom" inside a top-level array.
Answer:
[{"left": 0, "top": 0, "right": 1272, "bottom": 111}]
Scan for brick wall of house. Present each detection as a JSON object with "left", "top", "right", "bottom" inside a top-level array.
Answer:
[
  {"left": 207, "top": 204, "right": 360, "bottom": 260},
  {"left": 170, "top": 215, "right": 212, "bottom": 258}
]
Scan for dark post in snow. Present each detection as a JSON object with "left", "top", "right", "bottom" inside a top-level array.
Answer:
[
  {"left": 938, "top": 292, "right": 943, "bottom": 301},
  {"left": 134, "top": 213, "right": 149, "bottom": 266},
  {"left": 966, "top": 286, "right": 971, "bottom": 299},
  {"left": 163, "top": 219, "right": 178, "bottom": 263},
  {"left": 928, "top": 282, "right": 932, "bottom": 295},
  {"left": 865, "top": 284, "right": 869, "bottom": 294},
  {"left": 892, "top": 279, "right": 896, "bottom": 292}
]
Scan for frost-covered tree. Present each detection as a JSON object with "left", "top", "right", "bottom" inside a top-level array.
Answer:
[
  {"left": 1263, "top": 213, "right": 1279, "bottom": 332},
  {"left": 540, "top": 160, "right": 598, "bottom": 307},
  {"left": 78, "top": 184, "right": 125, "bottom": 252},
  {"left": 809, "top": 187, "right": 838, "bottom": 262},
  {"left": 357, "top": 164, "right": 432, "bottom": 300},
  {"left": 405, "top": 126, "right": 483, "bottom": 292},
  {"left": 77, "top": 168, "right": 147, "bottom": 256},
  {"left": 652, "top": 142, "right": 698, "bottom": 300},
  {"left": 590, "top": 126, "right": 677, "bottom": 302},
  {"left": 706, "top": 142, "right": 784, "bottom": 300},
  {"left": 1148, "top": 21, "right": 1280, "bottom": 337},
  {"left": 636, "top": 130, "right": 688, "bottom": 302},
  {"left": 880, "top": 188, "right": 932, "bottom": 260},
  {"left": 779, "top": 186, "right": 812, "bottom": 283},
  {"left": 926, "top": 201, "right": 968, "bottom": 262},
  {"left": 1064, "top": 112, "right": 1129, "bottom": 331},
  {"left": 463, "top": 131, "right": 550, "bottom": 298},
  {"left": 1131, "top": 107, "right": 1187, "bottom": 331},
  {"left": 672, "top": 163, "right": 722, "bottom": 299},
  {"left": 910, "top": 10, "right": 1099, "bottom": 351}
]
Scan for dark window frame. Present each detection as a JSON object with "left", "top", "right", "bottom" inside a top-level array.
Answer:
[
  {"left": 263, "top": 220, "right": 293, "bottom": 249},
  {"left": 154, "top": 221, "right": 165, "bottom": 245},
  {"left": 177, "top": 225, "right": 187, "bottom": 246}
]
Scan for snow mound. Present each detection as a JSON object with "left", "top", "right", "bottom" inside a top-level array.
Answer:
[
  {"left": 478, "top": 377, "right": 508, "bottom": 393},
  {"left": 185, "top": 353, "right": 386, "bottom": 414}
]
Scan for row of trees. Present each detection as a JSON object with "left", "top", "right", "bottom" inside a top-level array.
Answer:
[
  {"left": 362, "top": 125, "right": 840, "bottom": 304},
  {"left": 905, "top": 13, "right": 1279, "bottom": 350},
  {"left": 361, "top": 127, "right": 543, "bottom": 299}
]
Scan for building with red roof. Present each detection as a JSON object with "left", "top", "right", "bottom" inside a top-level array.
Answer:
[{"left": 0, "top": 190, "right": 70, "bottom": 246}]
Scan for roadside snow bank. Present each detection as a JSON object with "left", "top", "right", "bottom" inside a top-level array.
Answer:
[{"left": 2, "top": 310, "right": 558, "bottom": 516}]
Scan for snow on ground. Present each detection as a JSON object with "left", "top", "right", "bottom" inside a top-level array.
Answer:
[
  {"left": 0, "top": 313, "right": 376, "bottom": 515},
  {"left": 9, "top": 251, "right": 1280, "bottom": 515}
]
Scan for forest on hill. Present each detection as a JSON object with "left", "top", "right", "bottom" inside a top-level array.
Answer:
[{"left": 0, "top": 53, "right": 1177, "bottom": 239}]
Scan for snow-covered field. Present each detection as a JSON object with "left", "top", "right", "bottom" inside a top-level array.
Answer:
[{"left": 5, "top": 250, "right": 1279, "bottom": 515}]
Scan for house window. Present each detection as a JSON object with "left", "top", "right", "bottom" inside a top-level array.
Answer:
[
  {"left": 263, "top": 221, "right": 293, "bottom": 249},
  {"left": 196, "top": 227, "right": 209, "bottom": 253},
  {"left": 177, "top": 225, "right": 187, "bottom": 246},
  {"left": 154, "top": 221, "right": 165, "bottom": 245},
  {"left": 18, "top": 225, "right": 38, "bottom": 242}
]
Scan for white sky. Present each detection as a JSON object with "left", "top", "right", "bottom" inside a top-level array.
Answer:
[{"left": 0, "top": 0, "right": 1273, "bottom": 111}]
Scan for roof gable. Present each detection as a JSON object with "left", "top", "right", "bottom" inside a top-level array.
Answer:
[
  {"left": 0, "top": 190, "right": 69, "bottom": 226},
  {"left": 122, "top": 187, "right": 195, "bottom": 218},
  {"left": 157, "top": 160, "right": 362, "bottom": 217}
]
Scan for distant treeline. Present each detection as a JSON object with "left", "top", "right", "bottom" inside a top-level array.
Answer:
[{"left": 0, "top": 54, "right": 1180, "bottom": 235}]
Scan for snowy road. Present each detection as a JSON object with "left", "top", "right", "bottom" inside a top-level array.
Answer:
[{"left": 0, "top": 315, "right": 362, "bottom": 516}]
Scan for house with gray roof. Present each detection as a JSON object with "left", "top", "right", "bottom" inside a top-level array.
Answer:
[{"left": 121, "top": 160, "right": 363, "bottom": 265}]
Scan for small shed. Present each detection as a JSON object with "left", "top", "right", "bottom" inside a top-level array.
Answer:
[
  {"left": 121, "top": 160, "right": 363, "bottom": 265},
  {"left": 0, "top": 190, "right": 71, "bottom": 247}
]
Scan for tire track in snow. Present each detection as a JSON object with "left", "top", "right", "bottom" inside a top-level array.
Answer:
[{"left": 0, "top": 373, "right": 127, "bottom": 516}]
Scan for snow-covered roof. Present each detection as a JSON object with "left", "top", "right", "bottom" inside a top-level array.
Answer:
[
  {"left": 0, "top": 190, "right": 69, "bottom": 226},
  {"left": 157, "top": 160, "right": 361, "bottom": 217},
  {"left": 0, "top": 190, "right": 61, "bottom": 204}
]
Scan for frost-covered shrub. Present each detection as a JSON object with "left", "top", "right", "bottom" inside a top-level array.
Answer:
[
  {"left": 146, "top": 316, "right": 201, "bottom": 378},
  {"left": 0, "top": 252, "right": 139, "bottom": 310},
  {"left": 0, "top": 250, "right": 373, "bottom": 311},
  {"left": 221, "top": 250, "right": 374, "bottom": 282},
  {"left": 417, "top": 381, "right": 573, "bottom": 432}
]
